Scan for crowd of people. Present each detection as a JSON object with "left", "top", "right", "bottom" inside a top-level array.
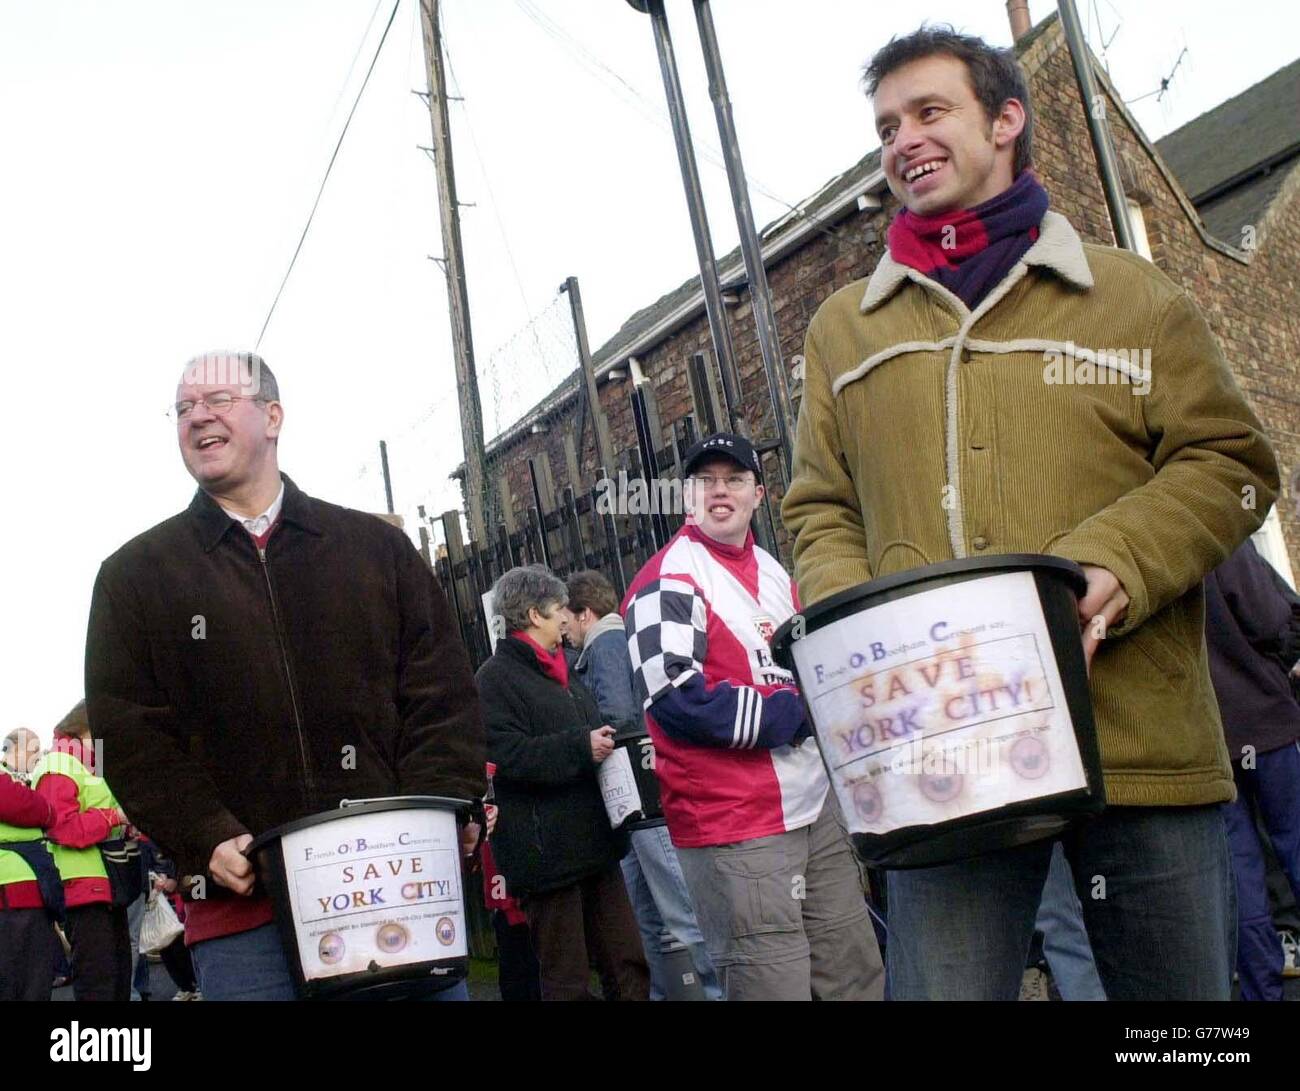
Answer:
[
  {"left": 3, "top": 26, "right": 1299, "bottom": 1003},
  {"left": 0, "top": 708, "right": 199, "bottom": 1001}
]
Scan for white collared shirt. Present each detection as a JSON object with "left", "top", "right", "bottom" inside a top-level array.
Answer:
[{"left": 219, "top": 481, "right": 285, "bottom": 539}]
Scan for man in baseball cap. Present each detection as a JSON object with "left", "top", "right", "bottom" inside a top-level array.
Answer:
[{"left": 621, "top": 431, "right": 883, "bottom": 1000}]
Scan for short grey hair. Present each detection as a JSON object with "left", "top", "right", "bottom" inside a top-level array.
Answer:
[
  {"left": 493, "top": 565, "right": 568, "bottom": 633},
  {"left": 180, "top": 350, "right": 280, "bottom": 402}
]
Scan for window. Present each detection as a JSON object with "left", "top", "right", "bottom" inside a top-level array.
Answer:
[
  {"left": 1126, "top": 199, "right": 1153, "bottom": 261},
  {"left": 1251, "top": 505, "right": 1296, "bottom": 589}
]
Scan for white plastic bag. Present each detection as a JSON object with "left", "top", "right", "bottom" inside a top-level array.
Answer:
[{"left": 139, "top": 888, "right": 184, "bottom": 955}]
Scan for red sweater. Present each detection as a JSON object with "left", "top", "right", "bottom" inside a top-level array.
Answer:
[
  {"left": 183, "top": 893, "right": 275, "bottom": 945},
  {"left": 0, "top": 772, "right": 55, "bottom": 910},
  {"left": 480, "top": 840, "right": 526, "bottom": 927}
]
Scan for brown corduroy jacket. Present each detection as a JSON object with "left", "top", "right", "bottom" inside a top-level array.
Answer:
[
  {"left": 783, "top": 211, "right": 1279, "bottom": 807},
  {"left": 85, "top": 475, "right": 486, "bottom": 880}
]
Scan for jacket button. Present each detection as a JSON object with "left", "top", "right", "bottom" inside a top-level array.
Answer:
[
  {"left": 972, "top": 536, "right": 989, "bottom": 551},
  {"left": 960, "top": 348, "right": 972, "bottom": 363}
]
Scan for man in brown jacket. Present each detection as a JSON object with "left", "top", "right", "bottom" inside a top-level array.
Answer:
[
  {"left": 782, "top": 28, "right": 1279, "bottom": 999},
  {"left": 86, "top": 351, "right": 485, "bottom": 1000}
]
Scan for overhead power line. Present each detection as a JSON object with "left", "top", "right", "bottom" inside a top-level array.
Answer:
[
  {"left": 511, "top": 0, "right": 832, "bottom": 235},
  {"left": 323, "top": 0, "right": 386, "bottom": 137},
  {"left": 254, "top": 0, "right": 402, "bottom": 350}
]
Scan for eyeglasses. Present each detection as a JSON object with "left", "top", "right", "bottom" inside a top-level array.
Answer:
[
  {"left": 167, "top": 393, "right": 266, "bottom": 421},
  {"left": 691, "top": 473, "right": 755, "bottom": 492}
]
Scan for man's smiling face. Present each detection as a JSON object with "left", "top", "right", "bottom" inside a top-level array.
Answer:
[
  {"left": 688, "top": 457, "right": 763, "bottom": 546},
  {"left": 874, "top": 53, "right": 1022, "bottom": 217},
  {"left": 174, "top": 379, "right": 281, "bottom": 495}
]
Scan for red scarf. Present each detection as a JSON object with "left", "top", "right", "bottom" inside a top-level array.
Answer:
[
  {"left": 510, "top": 631, "right": 570, "bottom": 688},
  {"left": 886, "top": 170, "right": 1049, "bottom": 308}
]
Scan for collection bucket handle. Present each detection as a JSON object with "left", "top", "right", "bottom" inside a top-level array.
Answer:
[{"left": 339, "top": 796, "right": 411, "bottom": 808}]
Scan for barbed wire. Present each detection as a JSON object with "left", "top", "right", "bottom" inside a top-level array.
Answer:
[
  {"left": 482, "top": 291, "right": 580, "bottom": 440},
  {"left": 254, "top": 0, "right": 403, "bottom": 349}
]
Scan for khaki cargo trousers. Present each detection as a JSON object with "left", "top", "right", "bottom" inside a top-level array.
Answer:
[{"left": 676, "top": 793, "right": 884, "bottom": 1000}]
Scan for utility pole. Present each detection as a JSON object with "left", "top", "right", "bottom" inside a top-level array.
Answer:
[
  {"left": 419, "top": 0, "right": 492, "bottom": 542},
  {"left": 627, "top": 0, "right": 745, "bottom": 436},
  {"left": 692, "top": 0, "right": 795, "bottom": 482},
  {"left": 561, "top": 275, "right": 615, "bottom": 479},
  {"left": 1057, "top": 0, "right": 1136, "bottom": 251},
  {"left": 379, "top": 439, "right": 395, "bottom": 514},
  {"left": 416, "top": 504, "right": 433, "bottom": 565}
]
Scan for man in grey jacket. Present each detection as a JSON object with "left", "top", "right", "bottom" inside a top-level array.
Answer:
[{"left": 565, "top": 571, "right": 720, "bottom": 1000}]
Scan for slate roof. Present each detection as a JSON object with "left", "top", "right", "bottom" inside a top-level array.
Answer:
[{"left": 1155, "top": 58, "right": 1300, "bottom": 242}]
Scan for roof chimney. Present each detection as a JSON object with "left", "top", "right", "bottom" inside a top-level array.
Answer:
[{"left": 1006, "top": 0, "right": 1032, "bottom": 42}]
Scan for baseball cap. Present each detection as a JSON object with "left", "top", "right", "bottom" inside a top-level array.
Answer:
[{"left": 682, "top": 432, "right": 763, "bottom": 482}]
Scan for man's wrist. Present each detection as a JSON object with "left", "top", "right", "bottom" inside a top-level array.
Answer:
[{"left": 197, "top": 815, "right": 253, "bottom": 874}]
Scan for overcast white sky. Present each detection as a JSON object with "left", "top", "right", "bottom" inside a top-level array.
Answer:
[{"left": 2, "top": 0, "right": 1296, "bottom": 744}]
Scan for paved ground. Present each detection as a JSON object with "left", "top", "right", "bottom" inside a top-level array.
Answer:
[
  {"left": 54, "top": 955, "right": 498, "bottom": 1001},
  {"left": 52, "top": 954, "right": 1298, "bottom": 1001},
  {"left": 53, "top": 957, "right": 185, "bottom": 1001}
]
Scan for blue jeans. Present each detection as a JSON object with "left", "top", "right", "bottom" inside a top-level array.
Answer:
[
  {"left": 127, "top": 895, "right": 148, "bottom": 999},
  {"left": 887, "top": 805, "right": 1235, "bottom": 1000},
  {"left": 1222, "top": 741, "right": 1300, "bottom": 1001},
  {"left": 622, "top": 825, "right": 722, "bottom": 1000},
  {"left": 190, "top": 923, "right": 470, "bottom": 1002},
  {"left": 621, "top": 848, "right": 668, "bottom": 999},
  {"left": 1035, "top": 842, "right": 1105, "bottom": 999}
]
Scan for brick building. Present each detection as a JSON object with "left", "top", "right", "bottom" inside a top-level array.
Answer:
[{"left": 469, "top": 13, "right": 1300, "bottom": 579}]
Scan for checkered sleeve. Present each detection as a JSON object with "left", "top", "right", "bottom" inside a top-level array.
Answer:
[
  {"left": 625, "top": 577, "right": 708, "bottom": 707},
  {"left": 624, "top": 576, "right": 805, "bottom": 751}
]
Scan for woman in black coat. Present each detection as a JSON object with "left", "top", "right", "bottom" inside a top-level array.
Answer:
[{"left": 476, "top": 565, "right": 648, "bottom": 1001}]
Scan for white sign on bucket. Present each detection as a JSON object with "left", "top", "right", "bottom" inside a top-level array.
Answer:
[
  {"left": 277, "top": 806, "right": 466, "bottom": 982},
  {"left": 597, "top": 747, "right": 643, "bottom": 829},
  {"left": 789, "top": 571, "right": 1087, "bottom": 836}
]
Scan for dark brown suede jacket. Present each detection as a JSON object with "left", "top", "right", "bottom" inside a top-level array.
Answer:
[{"left": 85, "top": 475, "right": 486, "bottom": 882}]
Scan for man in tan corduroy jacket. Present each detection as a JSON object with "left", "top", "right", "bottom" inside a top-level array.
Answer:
[{"left": 783, "top": 27, "right": 1279, "bottom": 1001}]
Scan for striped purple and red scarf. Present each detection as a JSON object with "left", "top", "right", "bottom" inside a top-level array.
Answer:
[{"left": 886, "top": 171, "right": 1050, "bottom": 308}]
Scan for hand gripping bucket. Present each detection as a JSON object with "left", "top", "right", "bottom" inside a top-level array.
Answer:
[
  {"left": 249, "top": 795, "right": 474, "bottom": 1000},
  {"left": 772, "top": 555, "right": 1106, "bottom": 869},
  {"left": 596, "top": 727, "right": 665, "bottom": 832}
]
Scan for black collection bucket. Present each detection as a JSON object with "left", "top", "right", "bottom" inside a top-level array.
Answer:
[
  {"left": 596, "top": 727, "right": 665, "bottom": 832},
  {"left": 772, "top": 554, "right": 1106, "bottom": 869},
  {"left": 249, "top": 795, "right": 472, "bottom": 1001}
]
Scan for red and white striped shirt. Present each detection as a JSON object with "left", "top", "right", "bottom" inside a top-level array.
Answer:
[{"left": 623, "top": 525, "right": 827, "bottom": 847}]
